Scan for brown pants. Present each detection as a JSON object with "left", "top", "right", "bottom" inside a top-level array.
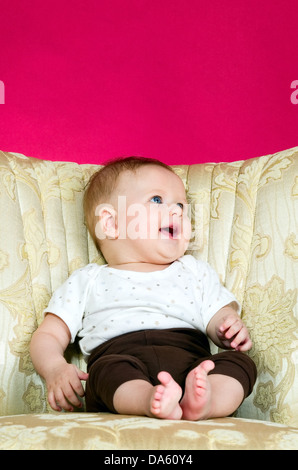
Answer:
[{"left": 85, "top": 328, "right": 257, "bottom": 413}]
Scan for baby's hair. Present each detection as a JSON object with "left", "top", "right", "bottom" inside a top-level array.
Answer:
[{"left": 84, "top": 156, "right": 175, "bottom": 249}]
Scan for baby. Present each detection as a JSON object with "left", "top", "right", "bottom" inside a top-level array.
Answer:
[{"left": 30, "top": 156, "right": 256, "bottom": 420}]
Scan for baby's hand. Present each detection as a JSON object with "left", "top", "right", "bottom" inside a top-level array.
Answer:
[
  {"left": 217, "top": 314, "right": 252, "bottom": 352},
  {"left": 45, "top": 362, "right": 89, "bottom": 412}
]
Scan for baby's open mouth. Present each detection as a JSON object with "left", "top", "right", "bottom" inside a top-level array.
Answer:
[{"left": 159, "top": 225, "right": 178, "bottom": 238}]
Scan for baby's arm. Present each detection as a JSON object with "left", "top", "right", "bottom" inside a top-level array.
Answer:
[
  {"left": 30, "top": 313, "right": 89, "bottom": 411},
  {"left": 206, "top": 303, "right": 252, "bottom": 352}
]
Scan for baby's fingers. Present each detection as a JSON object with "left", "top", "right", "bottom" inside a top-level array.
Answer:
[
  {"left": 48, "top": 390, "right": 62, "bottom": 412},
  {"left": 220, "top": 317, "right": 242, "bottom": 339},
  {"left": 230, "top": 328, "right": 252, "bottom": 351},
  {"left": 63, "top": 383, "right": 84, "bottom": 409},
  {"left": 48, "top": 383, "right": 83, "bottom": 412},
  {"left": 47, "top": 388, "right": 73, "bottom": 412}
]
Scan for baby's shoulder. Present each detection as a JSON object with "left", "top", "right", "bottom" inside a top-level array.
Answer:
[
  {"left": 68, "top": 263, "right": 106, "bottom": 282},
  {"left": 178, "top": 254, "right": 209, "bottom": 272}
]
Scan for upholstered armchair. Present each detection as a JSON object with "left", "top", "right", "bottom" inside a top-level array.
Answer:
[{"left": 0, "top": 147, "right": 297, "bottom": 449}]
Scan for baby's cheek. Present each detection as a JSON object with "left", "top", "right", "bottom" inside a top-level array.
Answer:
[{"left": 183, "top": 218, "right": 192, "bottom": 242}]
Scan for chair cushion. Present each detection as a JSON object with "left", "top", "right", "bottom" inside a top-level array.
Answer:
[{"left": 0, "top": 413, "right": 298, "bottom": 450}]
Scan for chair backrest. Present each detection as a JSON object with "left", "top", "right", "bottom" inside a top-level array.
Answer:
[{"left": 0, "top": 148, "right": 297, "bottom": 425}]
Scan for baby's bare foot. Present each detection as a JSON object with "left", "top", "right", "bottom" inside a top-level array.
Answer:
[
  {"left": 180, "top": 360, "right": 215, "bottom": 420},
  {"left": 150, "top": 371, "right": 182, "bottom": 420}
]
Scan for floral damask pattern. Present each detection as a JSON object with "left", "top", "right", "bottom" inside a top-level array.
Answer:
[
  {"left": 241, "top": 276, "right": 298, "bottom": 423},
  {"left": 243, "top": 276, "right": 297, "bottom": 375},
  {"left": 0, "top": 413, "right": 298, "bottom": 450},
  {"left": 0, "top": 267, "right": 35, "bottom": 374},
  {"left": 284, "top": 233, "right": 298, "bottom": 260}
]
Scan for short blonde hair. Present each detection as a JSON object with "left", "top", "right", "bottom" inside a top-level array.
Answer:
[{"left": 84, "top": 156, "right": 174, "bottom": 249}]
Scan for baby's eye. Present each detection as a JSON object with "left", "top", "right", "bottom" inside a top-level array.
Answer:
[
  {"left": 177, "top": 202, "right": 184, "bottom": 210},
  {"left": 150, "top": 195, "right": 163, "bottom": 204}
]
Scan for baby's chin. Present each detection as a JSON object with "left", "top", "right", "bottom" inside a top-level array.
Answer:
[{"left": 148, "top": 244, "right": 188, "bottom": 265}]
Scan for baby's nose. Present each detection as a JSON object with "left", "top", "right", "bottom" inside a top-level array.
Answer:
[{"left": 169, "top": 204, "right": 182, "bottom": 216}]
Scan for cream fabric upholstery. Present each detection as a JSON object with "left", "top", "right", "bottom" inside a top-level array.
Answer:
[{"left": 0, "top": 148, "right": 297, "bottom": 449}]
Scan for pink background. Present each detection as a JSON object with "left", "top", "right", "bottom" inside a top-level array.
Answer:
[{"left": 0, "top": 0, "right": 297, "bottom": 165}]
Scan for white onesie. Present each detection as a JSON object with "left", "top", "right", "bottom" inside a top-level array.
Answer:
[{"left": 45, "top": 254, "right": 239, "bottom": 357}]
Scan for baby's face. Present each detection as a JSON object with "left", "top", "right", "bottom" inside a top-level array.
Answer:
[{"left": 109, "top": 164, "right": 191, "bottom": 264}]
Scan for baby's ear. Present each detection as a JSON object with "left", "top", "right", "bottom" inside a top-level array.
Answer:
[{"left": 95, "top": 204, "right": 119, "bottom": 240}]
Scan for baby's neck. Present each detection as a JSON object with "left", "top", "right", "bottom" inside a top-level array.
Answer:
[{"left": 107, "top": 261, "right": 172, "bottom": 272}]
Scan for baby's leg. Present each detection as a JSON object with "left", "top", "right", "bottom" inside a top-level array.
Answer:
[
  {"left": 180, "top": 360, "right": 244, "bottom": 420},
  {"left": 113, "top": 373, "right": 183, "bottom": 419}
]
